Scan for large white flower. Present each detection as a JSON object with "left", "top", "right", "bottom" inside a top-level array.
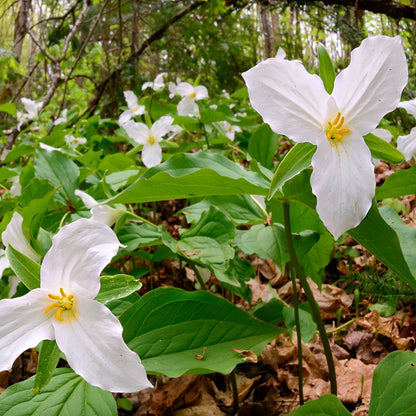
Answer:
[
  {"left": 397, "top": 99, "right": 416, "bottom": 161},
  {"left": 75, "top": 190, "right": 124, "bottom": 226},
  {"left": 142, "top": 72, "right": 167, "bottom": 91},
  {"left": 0, "top": 219, "right": 151, "bottom": 393},
  {"left": 2, "top": 212, "right": 40, "bottom": 262},
  {"left": 243, "top": 35, "right": 407, "bottom": 239},
  {"left": 175, "top": 82, "right": 208, "bottom": 116},
  {"left": 54, "top": 109, "right": 68, "bottom": 125},
  {"left": 17, "top": 98, "right": 42, "bottom": 130},
  {"left": 118, "top": 91, "right": 145, "bottom": 125},
  {"left": 123, "top": 115, "right": 175, "bottom": 167}
]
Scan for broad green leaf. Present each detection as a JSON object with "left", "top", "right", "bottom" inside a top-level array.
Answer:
[
  {"left": 181, "top": 195, "right": 266, "bottom": 225},
  {"left": 349, "top": 202, "right": 416, "bottom": 290},
  {"left": 364, "top": 133, "right": 404, "bottom": 164},
  {"left": 0, "top": 168, "right": 18, "bottom": 180},
  {"left": 118, "top": 223, "right": 162, "bottom": 251},
  {"left": 0, "top": 102, "right": 17, "bottom": 117},
  {"left": 0, "top": 368, "right": 117, "bottom": 416},
  {"left": 161, "top": 206, "right": 237, "bottom": 286},
  {"left": 251, "top": 297, "right": 285, "bottom": 324},
  {"left": 120, "top": 287, "right": 283, "bottom": 377},
  {"left": 95, "top": 274, "right": 142, "bottom": 304},
  {"left": 376, "top": 164, "right": 416, "bottom": 199},
  {"left": 33, "top": 340, "right": 61, "bottom": 395},
  {"left": 3, "top": 144, "right": 35, "bottom": 163},
  {"left": 248, "top": 124, "right": 279, "bottom": 170},
  {"left": 269, "top": 142, "right": 316, "bottom": 200},
  {"left": 5, "top": 245, "right": 40, "bottom": 289},
  {"left": 283, "top": 303, "right": 317, "bottom": 343},
  {"left": 108, "top": 152, "right": 269, "bottom": 204},
  {"left": 34, "top": 149, "right": 79, "bottom": 204},
  {"left": 369, "top": 351, "right": 416, "bottom": 416},
  {"left": 317, "top": 43, "right": 336, "bottom": 94},
  {"left": 287, "top": 394, "right": 351, "bottom": 415}
]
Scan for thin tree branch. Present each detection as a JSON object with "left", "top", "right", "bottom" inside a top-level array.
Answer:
[{"left": 86, "top": 0, "right": 206, "bottom": 115}]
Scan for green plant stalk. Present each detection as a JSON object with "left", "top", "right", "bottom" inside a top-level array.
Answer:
[
  {"left": 282, "top": 201, "right": 337, "bottom": 395},
  {"left": 289, "top": 263, "right": 304, "bottom": 405},
  {"left": 190, "top": 262, "right": 207, "bottom": 290}
]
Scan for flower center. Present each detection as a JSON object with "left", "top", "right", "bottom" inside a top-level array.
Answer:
[
  {"left": 326, "top": 112, "right": 350, "bottom": 142},
  {"left": 45, "top": 288, "right": 74, "bottom": 321},
  {"left": 189, "top": 91, "right": 196, "bottom": 99},
  {"left": 147, "top": 134, "right": 156, "bottom": 146}
]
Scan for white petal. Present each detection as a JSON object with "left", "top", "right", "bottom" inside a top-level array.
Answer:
[
  {"left": 398, "top": 99, "right": 416, "bottom": 117},
  {"left": 275, "top": 47, "right": 286, "bottom": 60},
  {"left": 311, "top": 131, "right": 375, "bottom": 240},
  {"left": 177, "top": 97, "right": 198, "bottom": 116},
  {"left": 2, "top": 212, "right": 40, "bottom": 262},
  {"left": 91, "top": 205, "right": 124, "bottom": 227},
  {"left": 123, "top": 120, "right": 150, "bottom": 145},
  {"left": 175, "top": 82, "right": 194, "bottom": 97},
  {"left": 123, "top": 91, "right": 139, "bottom": 110},
  {"left": 141, "top": 81, "right": 154, "bottom": 91},
  {"left": 332, "top": 35, "right": 407, "bottom": 135},
  {"left": 194, "top": 85, "right": 208, "bottom": 100},
  {"left": 75, "top": 189, "right": 98, "bottom": 209},
  {"left": 0, "top": 289, "right": 54, "bottom": 371},
  {"left": 168, "top": 82, "right": 177, "bottom": 98},
  {"left": 142, "top": 143, "right": 162, "bottom": 168},
  {"left": 118, "top": 110, "right": 133, "bottom": 125},
  {"left": 397, "top": 127, "right": 416, "bottom": 161},
  {"left": 372, "top": 128, "right": 393, "bottom": 143},
  {"left": 54, "top": 297, "right": 152, "bottom": 393},
  {"left": 153, "top": 73, "right": 166, "bottom": 90},
  {"left": 131, "top": 105, "right": 145, "bottom": 116},
  {"left": 151, "top": 116, "right": 174, "bottom": 139},
  {"left": 40, "top": 219, "right": 121, "bottom": 298},
  {"left": 21, "top": 98, "right": 41, "bottom": 119},
  {"left": 242, "top": 58, "right": 328, "bottom": 144}
]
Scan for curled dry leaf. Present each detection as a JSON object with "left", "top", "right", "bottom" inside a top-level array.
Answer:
[{"left": 233, "top": 348, "right": 258, "bottom": 363}]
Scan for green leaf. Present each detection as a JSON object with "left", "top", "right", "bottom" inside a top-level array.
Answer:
[
  {"left": 283, "top": 303, "right": 317, "bottom": 343},
  {"left": 5, "top": 245, "right": 40, "bottom": 290},
  {"left": 251, "top": 297, "right": 285, "bottom": 324},
  {"left": 118, "top": 223, "right": 162, "bottom": 251},
  {"left": 349, "top": 202, "right": 416, "bottom": 290},
  {"left": 109, "top": 152, "right": 269, "bottom": 204},
  {"left": 269, "top": 142, "right": 316, "bottom": 200},
  {"left": 317, "top": 43, "right": 336, "bottom": 94},
  {"left": 248, "top": 124, "right": 279, "bottom": 170},
  {"left": 0, "top": 102, "right": 17, "bottom": 117},
  {"left": 364, "top": 133, "right": 404, "bottom": 164},
  {"left": 120, "top": 287, "right": 283, "bottom": 377},
  {"left": 369, "top": 351, "right": 416, "bottom": 416},
  {"left": 376, "top": 164, "right": 416, "bottom": 199},
  {"left": 33, "top": 341, "right": 61, "bottom": 395},
  {"left": 34, "top": 149, "right": 80, "bottom": 204},
  {"left": 287, "top": 394, "right": 351, "bottom": 415},
  {"left": 95, "top": 274, "right": 142, "bottom": 304},
  {"left": 0, "top": 368, "right": 117, "bottom": 416}
]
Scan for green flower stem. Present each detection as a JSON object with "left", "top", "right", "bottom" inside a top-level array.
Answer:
[
  {"left": 189, "top": 262, "right": 207, "bottom": 290},
  {"left": 282, "top": 200, "right": 337, "bottom": 396},
  {"left": 127, "top": 211, "right": 159, "bottom": 229},
  {"left": 289, "top": 263, "right": 304, "bottom": 405}
]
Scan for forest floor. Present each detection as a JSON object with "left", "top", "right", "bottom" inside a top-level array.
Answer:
[{"left": 1, "top": 161, "right": 416, "bottom": 415}]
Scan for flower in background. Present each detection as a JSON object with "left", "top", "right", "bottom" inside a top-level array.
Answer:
[
  {"left": 142, "top": 72, "right": 167, "bottom": 91},
  {"left": 54, "top": 109, "right": 68, "bottom": 125},
  {"left": 2, "top": 212, "right": 40, "bottom": 262},
  {"left": 175, "top": 82, "right": 208, "bottom": 117},
  {"left": 65, "top": 134, "right": 87, "bottom": 150},
  {"left": 118, "top": 91, "right": 145, "bottom": 125},
  {"left": 123, "top": 115, "right": 176, "bottom": 167},
  {"left": 219, "top": 121, "right": 242, "bottom": 141},
  {"left": 397, "top": 99, "right": 416, "bottom": 161},
  {"left": 9, "top": 175, "right": 21, "bottom": 197},
  {"left": 17, "top": 98, "right": 42, "bottom": 130},
  {"left": 75, "top": 190, "right": 124, "bottom": 227},
  {"left": 243, "top": 35, "right": 407, "bottom": 239},
  {"left": 0, "top": 219, "right": 152, "bottom": 393}
]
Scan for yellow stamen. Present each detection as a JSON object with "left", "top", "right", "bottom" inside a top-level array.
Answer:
[
  {"left": 45, "top": 287, "right": 74, "bottom": 322},
  {"left": 147, "top": 134, "right": 156, "bottom": 146},
  {"left": 326, "top": 112, "right": 350, "bottom": 142},
  {"left": 189, "top": 91, "right": 196, "bottom": 99}
]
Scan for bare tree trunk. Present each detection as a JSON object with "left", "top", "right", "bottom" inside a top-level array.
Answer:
[
  {"left": 13, "top": 0, "right": 30, "bottom": 62},
  {"left": 260, "top": 4, "right": 272, "bottom": 59}
]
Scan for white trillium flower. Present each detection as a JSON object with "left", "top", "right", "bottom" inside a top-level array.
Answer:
[
  {"left": 39, "top": 142, "right": 62, "bottom": 152},
  {"left": 65, "top": 134, "right": 87, "bottom": 150},
  {"left": 142, "top": 72, "right": 167, "bottom": 91},
  {"left": 118, "top": 91, "right": 145, "bottom": 125},
  {"left": 397, "top": 128, "right": 416, "bottom": 161},
  {"left": 242, "top": 35, "right": 407, "bottom": 239},
  {"left": 175, "top": 82, "right": 208, "bottom": 117},
  {"left": 123, "top": 115, "right": 175, "bottom": 168},
  {"left": 2, "top": 212, "right": 40, "bottom": 262},
  {"left": 54, "top": 109, "right": 68, "bottom": 125},
  {"left": 17, "top": 98, "right": 42, "bottom": 130},
  {"left": 398, "top": 98, "right": 416, "bottom": 117},
  {"left": 0, "top": 219, "right": 151, "bottom": 393},
  {"left": 219, "top": 121, "right": 242, "bottom": 141},
  {"left": 75, "top": 190, "right": 124, "bottom": 227}
]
